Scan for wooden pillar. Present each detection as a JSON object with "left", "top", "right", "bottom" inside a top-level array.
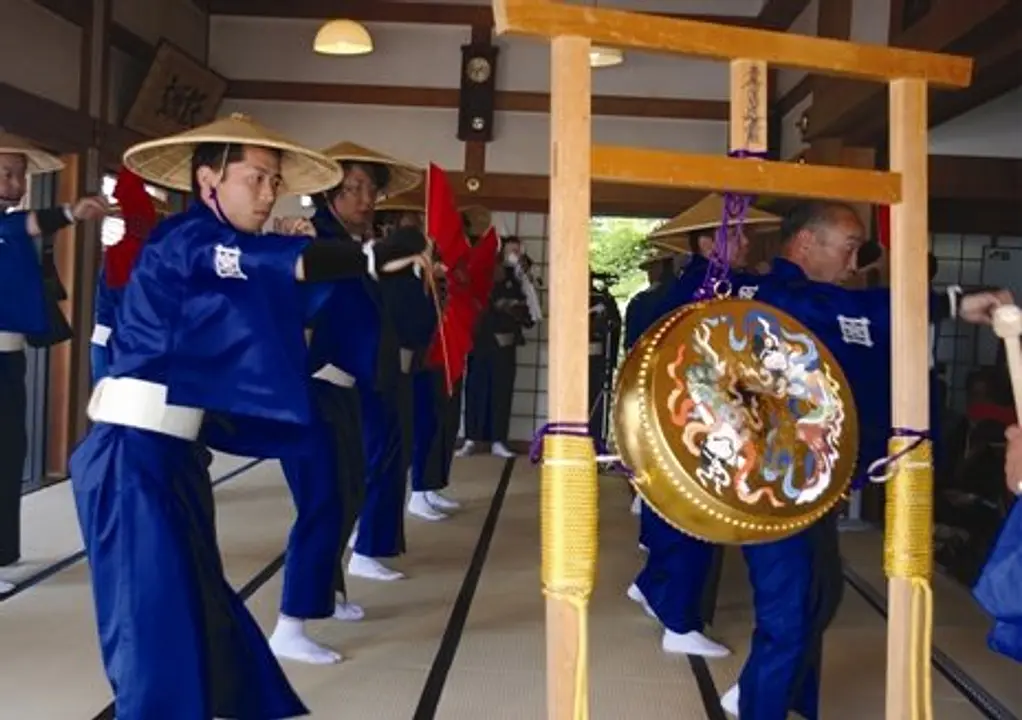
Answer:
[
  {"left": 886, "top": 77, "right": 932, "bottom": 720},
  {"left": 546, "top": 33, "right": 592, "bottom": 720},
  {"left": 45, "top": 153, "right": 82, "bottom": 478}
]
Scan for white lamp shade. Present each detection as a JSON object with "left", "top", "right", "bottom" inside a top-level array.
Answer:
[
  {"left": 589, "top": 45, "right": 623, "bottom": 68},
  {"left": 314, "top": 19, "right": 374, "bottom": 56}
]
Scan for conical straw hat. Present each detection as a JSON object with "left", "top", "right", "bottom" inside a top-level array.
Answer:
[
  {"left": 0, "top": 131, "right": 64, "bottom": 175},
  {"left": 122, "top": 113, "right": 344, "bottom": 195},
  {"left": 460, "top": 204, "right": 492, "bottom": 238},
  {"left": 639, "top": 246, "right": 677, "bottom": 269},
  {"left": 320, "top": 141, "right": 423, "bottom": 198},
  {"left": 376, "top": 191, "right": 425, "bottom": 214},
  {"left": 648, "top": 193, "right": 780, "bottom": 250}
]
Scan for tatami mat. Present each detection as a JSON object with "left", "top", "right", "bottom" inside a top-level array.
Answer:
[
  {"left": 2, "top": 454, "right": 1019, "bottom": 719},
  {"left": 241, "top": 455, "right": 510, "bottom": 718},
  {"left": 0, "top": 455, "right": 284, "bottom": 719},
  {"left": 0, "top": 452, "right": 254, "bottom": 588}
]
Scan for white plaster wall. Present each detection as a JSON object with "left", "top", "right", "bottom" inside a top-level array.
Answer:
[
  {"left": 0, "top": 0, "right": 81, "bottom": 109},
  {"left": 114, "top": 0, "right": 208, "bottom": 62}
]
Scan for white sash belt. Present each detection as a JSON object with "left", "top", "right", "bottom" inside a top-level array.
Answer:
[
  {"left": 400, "top": 348, "right": 414, "bottom": 374},
  {"left": 91, "top": 324, "right": 112, "bottom": 347},
  {"left": 0, "top": 332, "right": 25, "bottom": 352},
  {"left": 87, "top": 377, "right": 204, "bottom": 441},
  {"left": 312, "top": 363, "right": 356, "bottom": 388}
]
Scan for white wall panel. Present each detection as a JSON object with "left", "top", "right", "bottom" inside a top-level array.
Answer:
[
  {"left": 210, "top": 18, "right": 471, "bottom": 88},
  {"left": 114, "top": 0, "right": 208, "bottom": 62},
  {"left": 0, "top": 0, "right": 81, "bottom": 109},
  {"left": 850, "top": 0, "right": 891, "bottom": 46}
]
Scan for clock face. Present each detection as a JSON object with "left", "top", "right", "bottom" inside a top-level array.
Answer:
[{"left": 466, "top": 56, "right": 492, "bottom": 83}]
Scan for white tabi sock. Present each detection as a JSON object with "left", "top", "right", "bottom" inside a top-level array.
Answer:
[
  {"left": 347, "top": 521, "right": 359, "bottom": 550},
  {"left": 333, "top": 594, "right": 365, "bottom": 622},
  {"left": 0, "top": 579, "right": 14, "bottom": 594},
  {"left": 455, "top": 440, "right": 477, "bottom": 457},
  {"left": 268, "top": 615, "right": 342, "bottom": 665},
  {"left": 408, "top": 492, "right": 447, "bottom": 521},
  {"left": 426, "top": 490, "right": 460, "bottom": 510},
  {"left": 721, "top": 683, "right": 740, "bottom": 716},
  {"left": 661, "top": 628, "right": 731, "bottom": 658},
  {"left": 626, "top": 583, "right": 656, "bottom": 619},
  {"left": 348, "top": 553, "right": 405, "bottom": 581},
  {"left": 491, "top": 441, "right": 515, "bottom": 458}
]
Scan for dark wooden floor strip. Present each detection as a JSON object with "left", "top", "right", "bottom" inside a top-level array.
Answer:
[{"left": 412, "top": 457, "right": 516, "bottom": 720}]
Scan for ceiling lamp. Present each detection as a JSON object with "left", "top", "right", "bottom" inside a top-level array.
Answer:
[
  {"left": 589, "top": 45, "right": 623, "bottom": 68},
  {"left": 314, "top": 19, "right": 374, "bottom": 56}
]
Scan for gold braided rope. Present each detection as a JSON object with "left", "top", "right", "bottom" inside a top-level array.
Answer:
[
  {"left": 883, "top": 437, "right": 935, "bottom": 720},
  {"left": 541, "top": 433, "right": 598, "bottom": 720}
]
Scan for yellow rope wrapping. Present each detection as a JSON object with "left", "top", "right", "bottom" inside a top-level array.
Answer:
[
  {"left": 541, "top": 433, "right": 598, "bottom": 720},
  {"left": 883, "top": 437, "right": 935, "bottom": 720}
]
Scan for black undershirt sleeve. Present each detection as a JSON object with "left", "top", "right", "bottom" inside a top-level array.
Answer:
[{"left": 299, "top": 239, "right": 368, "bottom": 283}]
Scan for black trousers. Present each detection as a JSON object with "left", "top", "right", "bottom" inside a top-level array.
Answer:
[
  {"left": 0, "top": 350, "right": 27, "bottom": 567},
  {"left": 421, "top": 375, "right": 463, "bottom": 491},
  {"left": 588, "top": 353, "right": 613, "bottom": 448},
  {"left": 312, "top": 382, "right": 366, "bottom": 599},
  {"left": 464, "top": 345, "right": 517, "bottom": 443}
]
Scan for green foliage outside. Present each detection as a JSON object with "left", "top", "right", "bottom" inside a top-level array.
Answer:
[{"left": 588, "top": 216, "right": 668, "bottom": 306}]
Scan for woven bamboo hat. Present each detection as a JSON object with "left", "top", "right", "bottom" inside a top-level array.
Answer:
[
  {"left": 376, "top": 191, "right": 425, "bottom": 214},
  {"left": 649, "top": 193, "right": 780, "bottom": 252},
  {"left": 460, "top": 204, "right": 492, "bottom": 238},
  {"left": 639, "top": 246, "right": 677, "bottom": 269},
  {"left": 122, "top": 113, "right": 343, "bottom": 195},
  {"left": 320, "top": 141, "right": 423, "bottom": 199},
  {"left": 0, "top": 130, "right": 64, "bottom": 174}
]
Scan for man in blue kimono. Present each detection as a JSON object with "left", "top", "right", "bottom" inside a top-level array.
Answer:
[
  {"left": 0, "top": 132, "right": 107, "bottom": 593},
  {"left": 683, "top": 199, "right": 1007, "bottom": 718},
  {"left": 313, "top": 141, "right": 424, "bottom": 583},
  {"left": 70, "top": 114, "right": 428, "bottom": 718}
]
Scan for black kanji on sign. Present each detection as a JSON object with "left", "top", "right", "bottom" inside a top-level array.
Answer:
[{"left": 155, "top": 75, "right": 208, "bottom": 129}]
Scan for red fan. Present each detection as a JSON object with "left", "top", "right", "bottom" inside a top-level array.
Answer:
[{"left": 106, "top": 167, "right": 157, "bottom": 288}]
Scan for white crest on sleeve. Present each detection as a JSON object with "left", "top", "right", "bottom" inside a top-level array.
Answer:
[
  {"left": 737, "top": 285, "right": 758, "bottom": 299},
  {"left": 837, "top": 315, "right": 873, "bottom": 347},
  {"left": 213, "top": 244, "right": 247, "bottom": 280}
]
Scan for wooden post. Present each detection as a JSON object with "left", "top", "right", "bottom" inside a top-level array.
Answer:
[
  {"left": 547, "top": 33, "right": 593, "bottom": 720},
  {"left": 886, "top": 77, "right": 931, "bottom": 719}
]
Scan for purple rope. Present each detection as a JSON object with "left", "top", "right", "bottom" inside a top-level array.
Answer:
[
  {"left": 693, "top": 149, "right": 770, "bottom": 301},
  {"left": 529, "top": 422, "right": 633, "bottom": 477},
  {"left": 867, "top": 427, "right": 932, "bottom": 482}
]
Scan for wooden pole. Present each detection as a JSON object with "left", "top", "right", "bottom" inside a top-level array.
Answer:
[
  {"left": 886, "top": 77, "right": 931, "bottom": 719},
  {"left": 546, "top": 34, "right": 593, "bottom": 720}
]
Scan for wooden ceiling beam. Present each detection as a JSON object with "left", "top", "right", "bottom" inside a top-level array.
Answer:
[
  {"left": 808, "top": 0, "right": 1014, "bottom": 141},
  {"left": 226, "top": 80, "right": 729, "bottom": 121},
  {"left": 207, "top": 0, "right": 767, "bottom": 29}
]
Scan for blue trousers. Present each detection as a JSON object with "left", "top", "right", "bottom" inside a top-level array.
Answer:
[
  {"left": 278, "top": 416, "right": 344, "bottom": 620},
  {"left": 635, "top": 513, "right": 717, "bottom": 635},
  {"left": 739, "top": 531, "right": 817, "bottom": 720},
  {"left": 70, "top": 424, "right": 307, "bottom": 719},
  {"left": 354, "top": 385, "right": 405, "bottom": 558},
  {"left": 90, "top": 341, "right": 110, "bottom": 387}
]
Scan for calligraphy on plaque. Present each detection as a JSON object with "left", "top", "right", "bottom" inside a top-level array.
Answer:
[{"left": 124, "top": 41, "right": 227, "bottom": 137}]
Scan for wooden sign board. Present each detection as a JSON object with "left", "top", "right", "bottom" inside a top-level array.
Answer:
[{"left": 124, "top": 41, "right": 227, "bottom": 138}]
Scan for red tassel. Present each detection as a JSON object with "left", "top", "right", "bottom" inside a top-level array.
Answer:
[
  {"left": 876, "top": 204, "right": 891, "bottom": 249},
  {"left": 106, "top": 167, "right": 157, "bottom": 289}
]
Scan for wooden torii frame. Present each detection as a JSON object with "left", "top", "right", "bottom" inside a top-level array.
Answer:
[{"left": 490, "top": 1, "right": 974, "bottom": 718}]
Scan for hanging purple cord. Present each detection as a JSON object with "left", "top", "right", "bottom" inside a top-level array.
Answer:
[
  {"left": 693, "top": 149, "right": 770, "bottom": 301},
  {"left": 867, "top": 427, "right": 932, "bottom": 482},
  {"left": 529, "top": 422, "right": 634, "bottom": 477}
]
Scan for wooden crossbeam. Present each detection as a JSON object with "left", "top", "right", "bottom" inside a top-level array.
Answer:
[
  {"left": 491, "top": 0, "right": 973, "bottom": 88},
  {"left": 592, "top": 146, "right": 902, "bottom": 204}
]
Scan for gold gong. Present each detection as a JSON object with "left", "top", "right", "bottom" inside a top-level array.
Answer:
[{"left": 613, "top": 297, "right": 859, "bottom": 545}]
